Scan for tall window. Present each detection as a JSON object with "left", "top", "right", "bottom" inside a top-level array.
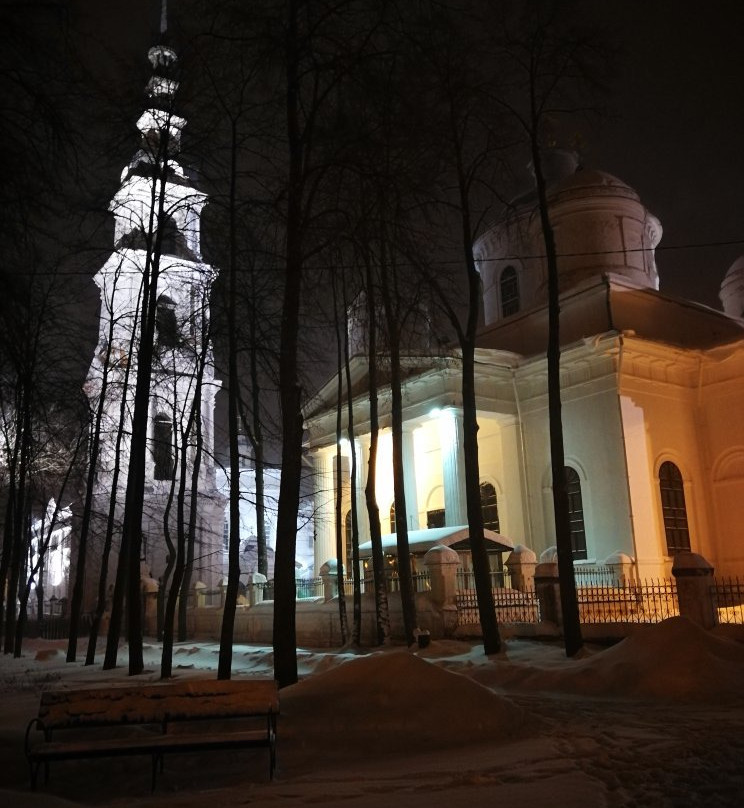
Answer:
[
  {"left": 389, "top": 503, "right": 396, "bottom": 534},
  {"left": 153, "top": 413, "right": 174, "bottom": 480},
  {"left": 480, "top": 482, "right": 500, "bottom": 532},
  {"left": 500, "top": 266, "right": 520, "bottom": 317},
  {"left": 659, "top": 461, "right": 691, "bottom": 553},
  {"left": 159, "top": 215, "right": 189, "bottom": 257},
  {"left": 344, "top": 510, "right": 352, "bottom": 574},
  {"left": 156, "top": 295, "right": 179, "bottom": 348},
  {"left": 565, "top": 467, "right": 587, "bottom": 560}
]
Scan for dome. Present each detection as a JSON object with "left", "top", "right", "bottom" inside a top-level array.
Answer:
[
  {"left": 549, "top": 169, "right": 641, "bottom": 203},
  {"left": 475, "top": 164, "right": 662, "bottom": 327},
  {"left": 720, "top": 255, "right": 744, "bottom": 318}
]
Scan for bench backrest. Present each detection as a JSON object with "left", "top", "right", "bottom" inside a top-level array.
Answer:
[{"left": 38, "top": 679, "right": 279, "bottom": 730}]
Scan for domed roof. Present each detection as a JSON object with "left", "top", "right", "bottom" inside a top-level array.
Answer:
[
  {"left": 549, "top": 169, "right": 641, "bottom": 202},
  {"left": 720, "top": 255, "right": 744, "bottom": 317},
  {"left": 723, "top": 254, "right": 744, "bottom": 282}
]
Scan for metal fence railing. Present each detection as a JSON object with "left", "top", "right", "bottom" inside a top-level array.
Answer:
[
  {"left": 573, "top": 565, "right": 619, "bottom": 587},
  {"left": 456, "top": 568, "right": 511, "bottom": 591},
  {"left": 712, "top": 577, "right": 744, "bottom": 624},
  {"left": 455, "top": 579, "right": 684, "bottom": 628},
  {"left": 455, "top": 588, "right": 540, "bottom": 625},
  {"left": 577, "top": 580, "right": 679, "bottom": 624}
]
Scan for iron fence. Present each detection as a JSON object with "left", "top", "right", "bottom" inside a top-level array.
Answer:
[
  {"left": 573, "top": 565, "right": 619, "bottom": 587},
  {"left": 456, "top": 568, "right": 511, "bottom": 591},
  {"left": 20, "top": 612, "right": 94, "bottom": 640},
  {"left": 712, "top": 577, "right": 744, "bottom": 624},
  {"left": 455, "top": 588, "right": 540, "bottom": 625},
  {"left": 294, "top": 578, "right": 322, "bottom": 599},
  {"left": 455, "top": 579, "right": 681, "bottom": 627},
  {"left": 577, "top": 580, "right": 679, "bottom": 624}
]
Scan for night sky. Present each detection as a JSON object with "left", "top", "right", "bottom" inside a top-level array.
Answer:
[{"left": 60, "top": 0, "right": 744, "bottom": 310}]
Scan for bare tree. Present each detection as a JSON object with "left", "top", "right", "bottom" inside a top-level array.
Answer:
[{"left": 490, "top": 5, "right": 606, "bottom": 656}]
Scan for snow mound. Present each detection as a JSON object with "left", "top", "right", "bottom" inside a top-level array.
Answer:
[
  {"left": 281, "top": 649, "right": 527, "bottom": 755},
  {"left": 34, "top": 648, "right": 63, "bottom": 662},
  {"left": 588, "top": 616, "right": 744, "bottom": 700},
  {"left": 469, "top": 617, "right": 744, "bottom": 702}
]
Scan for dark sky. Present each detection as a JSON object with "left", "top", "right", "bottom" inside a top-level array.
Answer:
[
  {"left": 579, "top": 0, "right": 744, "bottom": 309},
  {"left": 68, "top": 0, "right": 744, "bottom": 310}
]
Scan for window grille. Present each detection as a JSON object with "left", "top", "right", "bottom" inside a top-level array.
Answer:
[
  {"left": 566, "top": 466, "right": 588, "bottom": 560},
  {"left": 659, "top": 461, "right": 691, "bottom": 553},
  {"left": 480, "top": 481, "right": 500, "bottom": 533}
]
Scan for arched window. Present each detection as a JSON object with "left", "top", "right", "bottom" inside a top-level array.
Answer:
[
  {"left": 153, "top": 413, "right": 174, "bottom": 480},
  {"left": 659, "top": 461, "right": 691, "bottom": 554},
  {"left": 116, "top": 227, "right": 148, "bottom": 251},
  {"left": 156, "top": 294, "right": 179, "bottom": 348},
  {"left": 389, "top": 503, "right": 396, "bottom": 534},
  {"left": 480, "top": 482, "right": 500, "bottom": 533},
  {"left": 500, "top": 266, "right": 520, "bottom": 317},
  {"left": 159, "top": 215, "right": 188, "bottom": 257},
  {"left": 565, "top": 467, "right": 587, "bottom": 560}
]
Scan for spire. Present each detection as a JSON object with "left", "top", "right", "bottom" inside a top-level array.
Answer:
[{"left": 119, "top": 2, "right": 185, "bottom": 184}]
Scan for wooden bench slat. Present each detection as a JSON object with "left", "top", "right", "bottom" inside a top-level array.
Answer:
[
  {"left": 25, "top": 679, "right": 279, "bottom": 791},
  {"left": 38, "top": 680, "right": 279, "bottom": 729}
]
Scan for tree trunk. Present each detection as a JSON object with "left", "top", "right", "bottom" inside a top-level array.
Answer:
[
  {"left": 273, "top": 0, "right": 303, "bottom": 687},
  {"left": 332, "top": 274, "right": 349, "bottom": 644},
  {"left": 454, "top": 135, "right": 501, "bottom": 655},
  {"left": 179, "top": 380, "right": 204, "bottom": 643},
  {"left": 342, "top": 273, "right": 362, "bottom": 645},
  {"left": 66, "top": 327, "right": 113, "bottom": 662},
  {"left": 94, "top": 284, "right": 141, "bottom": 667},
  {"left": 363, "top": 254, "right": 390, "bottom": 646},
  {"left": 379, "top": 241, "right": 416, "bottom": 646},
  {"left": 218, "top": 117, "right": 242, "bottom": 681},
  {"left": 530, "top": 130, "right": 583, "bottom": 658}
]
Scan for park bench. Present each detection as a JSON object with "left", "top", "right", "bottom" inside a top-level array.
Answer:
[{"left": 24, "top": 678, "right": 279, "bottom": 791}]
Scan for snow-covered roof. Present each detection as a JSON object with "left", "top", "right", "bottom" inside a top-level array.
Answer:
[{"left": 357, "top": 525, "right": 514, "bottom": 558}]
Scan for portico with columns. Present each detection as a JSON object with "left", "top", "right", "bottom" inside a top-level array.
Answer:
[{"left": 305, "top": 353, "right": 530, "bottom": 578}]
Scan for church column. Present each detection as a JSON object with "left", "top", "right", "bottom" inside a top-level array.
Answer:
[
  {"left": 499, "top": 416, "right": 527, "bottom": 540},
  {"left": 312, "top": 447, "right": 336, "bottom": 574},
  {"left": 355, "top": 437, "right": 371, "bottom": 546},
  {"left": 440, "top": 408, "right": 467, "bottom": 526},
  {"left": 402, "top": 424, "right": 420, "bottom": 530}
]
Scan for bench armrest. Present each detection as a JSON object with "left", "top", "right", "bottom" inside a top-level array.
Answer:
[{"left": 25, "top": 718, "right": 48, "bottom": 759}]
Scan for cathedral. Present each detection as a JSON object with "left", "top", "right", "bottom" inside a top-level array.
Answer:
[{"left": 305, "top": 151, "right": 744, "bottom": 583}]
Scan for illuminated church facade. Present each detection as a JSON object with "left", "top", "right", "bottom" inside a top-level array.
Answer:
[{"left": 305, "top": 152, "right": 744, "bottom": 582}]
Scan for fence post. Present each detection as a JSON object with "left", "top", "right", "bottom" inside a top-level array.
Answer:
[
  {"left": 192, "top": 581, "right": 207, "bottom": 609},
  {"left": 505, "top": 545, "right": 537, "bottom": 592},
  {"left": 605, "top": 552, "right": 635, "bottom": 585},
  {"left": 248, "top": 572, "right": 267, "bottom": 606},
  {"left": 424, "top": 545, "right": 460, "bottom": 606},
  {"left": 319, "top": 559, "right": 340, "bottom": 601},
  {"left": 672, "top": 552, "right": 717, "bottom": 629},
  {"left": 534, "top": 557, "right": 561, "bottom": 627}
]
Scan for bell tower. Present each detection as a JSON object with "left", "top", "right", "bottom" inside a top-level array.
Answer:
[{"left": 85, "top": 9, "right": 224, "bottom": 593}]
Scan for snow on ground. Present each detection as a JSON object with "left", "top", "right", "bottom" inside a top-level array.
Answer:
[{"left": 1, "top": 617, "right": 743, "bottom": 807}]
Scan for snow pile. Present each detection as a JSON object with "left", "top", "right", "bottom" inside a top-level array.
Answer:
[
  {"left": 281, "top": 649, "right": 527, "bottom": 756},
  {"left": 469, "top": 617, "right": 744, "bottom": 701}
]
